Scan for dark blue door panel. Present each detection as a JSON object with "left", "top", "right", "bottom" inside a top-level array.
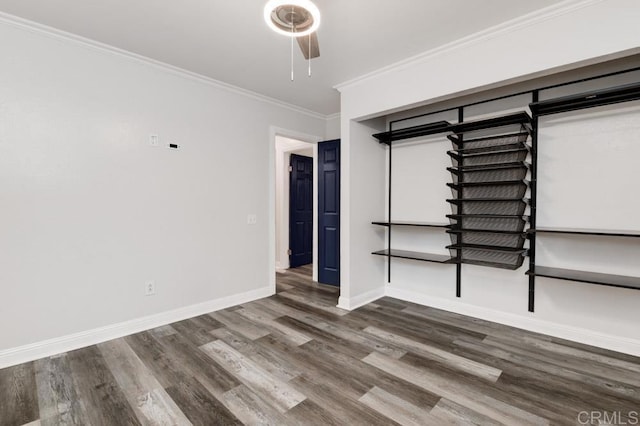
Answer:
[
  {"left": 318, "top": 140, "right": 340, "bottom": 286},
  {"left": 289, "top": 154, "right": 313, "bottom": 268}
]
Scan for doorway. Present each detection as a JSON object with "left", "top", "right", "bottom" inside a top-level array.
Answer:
[
  {"left": 275, "top": 136, "right": 316, "bottom": 280},
  {"left": 272, "top": 132, "right": 340, "bottom": 289}
]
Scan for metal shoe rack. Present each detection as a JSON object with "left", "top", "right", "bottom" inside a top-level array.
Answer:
[
  {"left": 446, "top": 112, "right": 532, "bottom": 271},
  {"left": 371, "top": 66, "right": 640, "bottom": 311}
]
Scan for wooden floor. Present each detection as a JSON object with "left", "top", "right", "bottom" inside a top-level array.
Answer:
[{"left": 2, "top": 265, "right": 640, "bottom": 425}]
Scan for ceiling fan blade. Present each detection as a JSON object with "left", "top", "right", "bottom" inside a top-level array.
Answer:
[{"left": 297, "top": 32, "right": 320, "bottom": 60}]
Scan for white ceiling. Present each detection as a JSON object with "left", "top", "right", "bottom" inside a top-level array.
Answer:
[{"left": 0, "top": 0, "right": 564, "bottom": 115}]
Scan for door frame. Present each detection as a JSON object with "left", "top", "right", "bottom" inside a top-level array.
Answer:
[{"left": 268, "top": 127, "right": 323, "bottom": 293}]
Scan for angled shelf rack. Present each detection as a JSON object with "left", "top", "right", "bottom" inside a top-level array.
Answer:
[
  {"left": 450, "top": 141, "right": 530, "bottom": 155},
  {"left": 448, "top": 131, "right": 528, "bottom": 147},
  {"left": 448, "top": 254, "right": 528, "bottom": 271},
  {"left": 447, "top": 179, "right": 530, "bottom": 189},
  {"left": 449, "top": 111, "right": 532, "bottom": 135},
  {"left": 447, "top": 213, "right": 530, "bottom": 220},
  {"left": 448, "top": 162, "right": 531, "bottom": 174},
  {"left": 446, "top": 243, "right": 528, "bottom": 254},
  {"left": 450, "top": 258, "right": 526, "bottom": 271},
  {"left": 447, "top": 146, "right": 530, "bottom": 162},
  {"left": 446, "top": 112, "right": 532, "bottom": 273},
  {"left": 447, "top": 197, "right": 531, "bottom": 203},
  {"left": 447, "top": 228, "right": 526, "bottom": 236},
  {"left": 446, "top": 214, "right": 530, "bottom": 236}
]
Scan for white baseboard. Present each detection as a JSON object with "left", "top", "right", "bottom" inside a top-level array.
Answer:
[
  {"left": 386, "top": 286, "right": 640, "bottom": 357},
  {"left": 0, "top": 286, "right": 274, "bottom": 369},
  {"left": 5, "top": 282, "right": 638, "bottom": 367},
  {"left": 337, "top": 286, "right": 385, "bottom": 311}
]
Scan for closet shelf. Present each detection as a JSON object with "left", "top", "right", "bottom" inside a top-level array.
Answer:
[
  {"left": 528, "top": 227, "right": 640, "bottom": 238},
  {"left": 372, "top": 121, "right": 451, "bottom": 144},
  {"left": 529, "top": 82, "right": 640, "bottom": 117},
  {"left": 526, "top": 266, "right": 640, "bottom": 290},
  {"left": 372, "top": 113, "right": 533, "bottom": 145},
  {"left": 447, "top": 243, "right": 528, "bottom": 254},
  {"left": 447, "top": 180, "right": 530, "bottom": 189},
  {"left": 449, "top": 112, "right": 532, "bottom": 135},
  {"left": 372, "top": 221, "right": 449, "bottom": 228},
  {"left": 372, "top": 249, "right": 452, "bottom": 263},
  {"left": 448, "top": 162, "right": 530, "bottom": 173}
]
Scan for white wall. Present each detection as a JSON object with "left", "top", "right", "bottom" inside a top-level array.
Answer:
[
  {"left": 0, "top": 19, "right": 326, "bottom": 361},
  {"left": 337, "top": 0, "right": 640, "bottom": 355},
  {"left": 337, "top": 118, "right": 387, "bottom": 309},
  {"left": 325, "top": 114, "right": 341, "bottom": 140}
]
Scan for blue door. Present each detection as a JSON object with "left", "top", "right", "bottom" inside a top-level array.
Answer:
[
  {"left": 289, "top": 154, "right": 313, "bottom": 268},
  {"left": 318, "top": 140, "right": 340, "bottom": 286}
]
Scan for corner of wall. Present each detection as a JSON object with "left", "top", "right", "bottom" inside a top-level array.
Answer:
[
  {"left": 325, "top": 113, "right": 341, "bottom": 140},
  {"left": 337, "top": 286, "right": 386, "bottom": 311}
]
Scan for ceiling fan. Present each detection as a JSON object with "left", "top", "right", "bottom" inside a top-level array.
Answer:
[{"left": 264, "top": 0, "right": 321, "bottom": 79}]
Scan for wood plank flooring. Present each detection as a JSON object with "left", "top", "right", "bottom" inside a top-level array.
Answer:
[{"left": 2, "top": 263, "right": 640, "bottom": 425}]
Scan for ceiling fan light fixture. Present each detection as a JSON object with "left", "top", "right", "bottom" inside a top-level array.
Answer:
[{"left": 264, "top": 0, "right": 321, "bottom": 38}]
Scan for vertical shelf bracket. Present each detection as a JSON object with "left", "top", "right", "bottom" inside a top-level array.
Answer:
[
  {"left": 528, "top": 90, "right": 539, "bottom": 312},
  {"left": 455, "top": 107, "right": 464, "bottom": 298},
  {"left": 387, "top": 121, "right": 393, "bottom": 283}
]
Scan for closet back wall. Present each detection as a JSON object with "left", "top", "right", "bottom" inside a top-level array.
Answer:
[{"left": 0, "top": 20, "right": 325, "bottom": 357}]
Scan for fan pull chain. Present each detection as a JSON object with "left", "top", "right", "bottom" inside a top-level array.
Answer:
[
  {"left": 308, "top": 35, "right": 311, "bottom": 77},
  {"left": 290, "top": 6, "right": 295, "bottom": 81}
]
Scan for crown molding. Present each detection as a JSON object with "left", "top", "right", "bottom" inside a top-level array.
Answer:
[
  {"left": 325, "top": 112, "right": 341, "bottom": 121},
  {"left": 0, "top": 11, "right": 330, "bottom": 121},
  {"left": 334, "top": 0, "right": 603, "bottom": 92}
]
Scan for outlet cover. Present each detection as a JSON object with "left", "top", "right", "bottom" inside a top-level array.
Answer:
[{"left": 145, "top": 280, "right": 156, "bottom": 296}]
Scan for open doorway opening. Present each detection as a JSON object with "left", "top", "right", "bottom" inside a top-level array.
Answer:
[
  {"left": 271, "top": 129, "right": 340, "bottom": 302},
  {"left": 275, "top": 136, "right": 317, "bottom": 281}
]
